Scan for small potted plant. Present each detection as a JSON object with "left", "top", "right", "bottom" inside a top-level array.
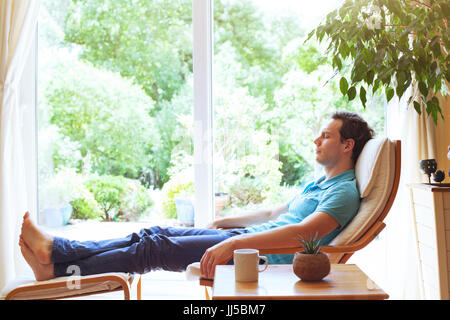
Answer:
[{"left": 293, "top": 232, "right": 330, "bottom": 281}]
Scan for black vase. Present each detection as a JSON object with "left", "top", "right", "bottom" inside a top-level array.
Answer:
[
  {"left": 419, "top": 159, "right": 437, "bottom": 184},
  {"left": 432, "top": 170, "right": 445, "bottom": 183}
]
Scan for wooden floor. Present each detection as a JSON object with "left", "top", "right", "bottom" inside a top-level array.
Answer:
[
  {"left": 35, "top": 220, "right": 205, "bottom": 300},
  {"left": 65, "top": 270, "right": 205, "bottom": 300}
]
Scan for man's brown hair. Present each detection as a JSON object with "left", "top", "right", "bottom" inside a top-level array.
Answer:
[{"left": 331, "top": 111, "right": 375, "bottom": 163}]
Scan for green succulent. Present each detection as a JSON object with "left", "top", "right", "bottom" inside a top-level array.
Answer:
[{"left": 297, "top": 232, "right": 322, "bottom": 255}]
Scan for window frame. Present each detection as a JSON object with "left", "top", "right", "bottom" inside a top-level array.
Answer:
[{"left": 193, "top": 0, "right": 215, "bottom": 227}]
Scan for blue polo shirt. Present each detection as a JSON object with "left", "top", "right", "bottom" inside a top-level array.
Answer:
[{"left": 245, "top": 169, "right": 360, "bottom": 264}]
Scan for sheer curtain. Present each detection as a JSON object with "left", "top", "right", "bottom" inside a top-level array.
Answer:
[
  {"left": 383, "top": 82, "right": 435, "bottom": 300},
  {"left": 0, "top": 0, "right": 40, "bottom": 291}
]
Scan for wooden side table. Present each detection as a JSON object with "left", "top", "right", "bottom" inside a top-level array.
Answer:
[
  {"left": 212, "top": 264, "right": 388, "bottom": 300},
  {"left": 409, "top": 183, "right": 450, "bottom": 300}
]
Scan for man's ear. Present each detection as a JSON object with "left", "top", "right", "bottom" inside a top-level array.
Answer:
[{"left": 344, "top": 138, "right": 355, "bottom": 153}]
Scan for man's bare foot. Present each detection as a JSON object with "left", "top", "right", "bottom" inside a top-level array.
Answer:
[
  {"left": 19, "top": 239, "right": 55, "bottom": 281},
  {"left": 20, "top": 212, "right": 54, "bottom": 265}
]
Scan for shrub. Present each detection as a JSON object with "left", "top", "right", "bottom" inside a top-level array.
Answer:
[
  {"left": 69, "top": 174, "right": 152, "bottom": 222},
  {"left": 85, "top": 175, "right": 126, "bottom": 221},
  {"left": 70, "top": 197, "right": 101, "bottom": 220},
  {"left": 278, "top": 152, "right": 312, "bottom": 187},
  {"left": 229, "top": 176, "right": 266, "bottom": 206},
  {"left": 119, "top": 182, "right": 153, "bottom": 221},
  {"left": 46, "top": 57, "right": 157, "bottom": 179}
]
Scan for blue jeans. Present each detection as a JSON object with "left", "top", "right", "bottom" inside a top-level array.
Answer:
[{"left": 52, "top": 226, "right": 249, "bottom": 277}]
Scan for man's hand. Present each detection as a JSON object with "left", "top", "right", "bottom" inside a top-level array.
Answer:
[{"left": 200, "top": 238, "right": 236, "bottom": 279}]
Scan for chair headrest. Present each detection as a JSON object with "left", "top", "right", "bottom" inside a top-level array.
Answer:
[{"left": 355, "top": 137, "right": 390, "bottom": 198}]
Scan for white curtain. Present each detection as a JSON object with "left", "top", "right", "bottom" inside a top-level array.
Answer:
[
  {"left": 383, "top": 82, "right": 433, "bottom": 300},
  {"left": 0, "top": 0, "right": 40, "bottom": 291}
]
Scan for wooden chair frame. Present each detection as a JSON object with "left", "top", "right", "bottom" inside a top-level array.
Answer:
[
  {"left": 200, "top": 140, "right": 401, "bottom": 289},
  {"left": 4, "top": 273, "right": 142, "bottom": 300}
]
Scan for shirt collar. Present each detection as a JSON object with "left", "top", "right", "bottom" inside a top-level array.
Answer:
[{"left": 313, "top": 169, "right": 355, "bottom": 190}]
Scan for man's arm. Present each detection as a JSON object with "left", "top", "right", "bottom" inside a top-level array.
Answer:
[
  {"left": 231, "top": 211, "right": 339, "bottom": 249},
  {"left": 208, "top": 204, "right": 288, "bottom": 229},
  {"left": 200, "top": 211, "right": 339, "bottom": 279}
]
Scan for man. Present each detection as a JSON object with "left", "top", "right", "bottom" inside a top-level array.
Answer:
[{"left": 19, "top": 110, "right": 374, "bottom": 281}]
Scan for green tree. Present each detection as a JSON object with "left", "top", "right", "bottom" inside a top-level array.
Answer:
[
  {"left": 148, "top": 79, "right": 194, "bottom": 188},
  {"left": 214, "top": 0, "right": 304, "bottom": 107},
  {"left": 213, "top": 81, "right": 283, "bottom": 204},
  {"left": 64, "top": 0, "right": 192, "bottom": 106},
  {"left": 62, "top": 0, "right": 194, "bottom": 187},
  {"left": 46, "top": 57, "right": 157, "bottom": 178}
]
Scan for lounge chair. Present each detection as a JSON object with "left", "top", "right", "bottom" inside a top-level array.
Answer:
[{"left": 193, "top": 138, "right": 401, "bottom": 298}]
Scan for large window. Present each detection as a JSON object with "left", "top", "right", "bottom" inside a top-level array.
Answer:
[
  {"left": 36, "top": 0, "right": 386, "bottom": 230},
  {"left": 37, "top": 0, "right": 196, "bottom": 227}
]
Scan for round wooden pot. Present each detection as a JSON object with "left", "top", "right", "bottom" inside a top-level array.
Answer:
[{"left": 292, "top": 252, "right": 330, "bottom": 281}]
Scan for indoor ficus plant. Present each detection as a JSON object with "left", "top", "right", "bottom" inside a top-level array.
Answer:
[
  {"left": 307, "top": 0, "right": 449, "bottom": 124},
  {"left": 292, "top": 232, "right": 331, "bottom": 281}
]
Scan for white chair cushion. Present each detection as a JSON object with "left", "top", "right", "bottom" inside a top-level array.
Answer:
[
  {"left": 355, "top": 137, "right": 391, "bottom": 198},
  {"left": 186, "top": 262, "right": 202, "bottom": 281},
  {"left": 328, "top": 138, "right": 395, "bottom": 263}
]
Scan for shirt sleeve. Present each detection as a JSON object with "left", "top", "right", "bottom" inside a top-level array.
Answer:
[{"left": 315, "top": 182, "right": 361, "bottom": 227}]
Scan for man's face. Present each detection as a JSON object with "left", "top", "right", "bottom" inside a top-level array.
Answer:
[{"left": 313, "top": 119, "right": 349, "bottom": 167}]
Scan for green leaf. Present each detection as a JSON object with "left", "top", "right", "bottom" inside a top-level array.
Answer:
[
  {"left": 385, "top": 0, "right": 404, "bottom": 20},
  {"left": 445, "top": 69, "right": 450, "bottom": 83},
  {"left": 375, "top": 48, "right": 385, "bottom": 64},
  {"left": 333, "top": 55, "right": 342, "bottom": 70},
  {"left": 430, "top": 36, "right": 441, "bottom": 58},
  {"left": 340, "top": 77, "right": 348, "bottom": 95},
  {"left": 413, "top": 101, "right": 421, "bottom": 115},
  {"left": 418, "top": 81, "right": 428, "bottom": 97},
  {"left": 430, "top": 61, "right": 437, "bottom": 75},
  {"left": 305, "top": 29, "right": 315, "bottom": 43},
  {"left": 396, "top": 84, "right": 407, "bottom": 100},
  {"left": 426, "top": 98, "right": 439, "bottom": 125},
  {"left": 366, "top": 70, "right": 374, "bottom": 85},
  {"left": 407, "top": 96, "right": 414, "bottom": 106},
  {"left": 347, "top": 86, "right": 356, "bottom": 101},
  {"left": 339, "top": 4, "right": 349, "bottom": 19},
  {"left": 396, "top": 71, "right": 406, "bottom": 87},
  {"left": 386, "top": 87, "right": 395, "bottom": 102},
  {"left": 379, "top": 67, "right": 393, "bottom": 85},
  {"left": 360, "top": 86, "right": 367, "bottom": 108},
  {"left": 352, "top": 62, "right": 366, "bottom": 83},
  {"left": 372, "top": 79, "right": 381, "bottom": 94}
]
